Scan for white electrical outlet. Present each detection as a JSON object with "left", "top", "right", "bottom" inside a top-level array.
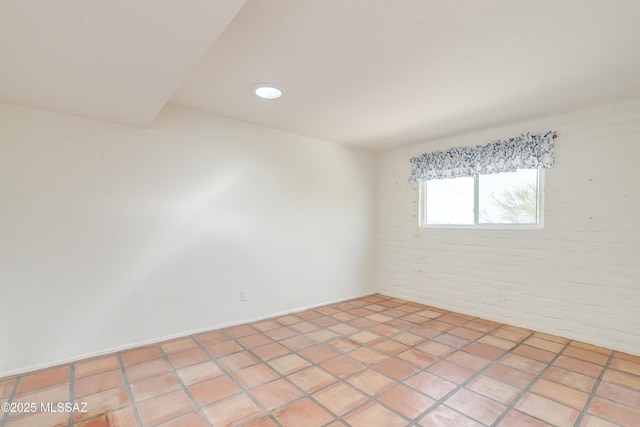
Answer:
[{"left": 240, "top": 289, "right": 248, "bottom": 301}]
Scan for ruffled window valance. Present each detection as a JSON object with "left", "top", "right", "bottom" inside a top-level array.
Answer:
[{"left": 409, "top": 131, "right": 556, "bottom": 182}]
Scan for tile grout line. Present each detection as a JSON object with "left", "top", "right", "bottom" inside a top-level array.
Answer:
[
  {"left": 196, "top": 325, "right": 286, "bottom": 424},
  {"left": 262, "top": 309, "right": 362, "bottom": 421},
  {"left": 227, "top": 302, "right": 416, "bottom": 426},
  {"left": 161, "top": 305, "right": 637, "bottom": 427},
  {"left": 322, "top": 298, "right": 500, "bottom": 425},
  {"left": 349, "top": 307, "right": 524, "bottom": 425},
  {"left": 67, "top": 363, "right": 74, "bottom": 427},
  {"left": 489, "top": 338, "right": 576, "bottom": 427},
  {"left": 320, "top": 304, "right": 417, "bottom": 425},
  {"left": 0, "top": 297, "right": 531, "bottom": 426},
  {"left": 143, "top": 305, "right": 633, "bottom": 427},
  {"left": 380, "top": 302, "right": 535, "bottom": 425},
  {"left": 1, "top": 374, "right": 20, "bottom": 426},
  {"left": 238, "top": 310, "right": 374, "bottom": 427},
  {"left": 3, "top": 294, "right": 637, "bottom": 427},
  {"left": 155, "top": 342, "right": 216, "bottom": 427},
  {"left": 345, "top": 306, "right": 461, "bottom": 425},
  {"left": 311, "top": 326, "right": 405, "bottom": 425},
  {"left": 312, "top": 305, "right": 411, "bottom": 426},
  {"left": 336, "top": 299, "right": 446, "bottom": 425},
  {"left": 230, "top": 307, "right": 369, "bottom": 426},
  {"left": 195, "top": 326, "right": 286, "bottom": 426},
  {"left": 319, "top": 300, "right": 444, "bottom": 425},
  {"left": 398, "top": 328, "right": 452, "bottom": 427},
  {"left": 405, "top": 324, "right": 538, "bottom": 426},
  {"left": 298, "top": 300, "right": 481, "bottom": 425},
  {"left": 116, "top": 353, "right": 144, "bottom": 427},
  {"left": 573, "top": 350, "right": 615, "bottom": 427}
]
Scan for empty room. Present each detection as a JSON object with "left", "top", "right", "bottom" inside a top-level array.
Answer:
[{"left": 1, "top": 1, "right": 639, "bottom": 426}]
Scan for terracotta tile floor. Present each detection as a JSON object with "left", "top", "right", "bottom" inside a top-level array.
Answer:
[{"left": 2, "top": 294, "right": 640, "bottom": 427}]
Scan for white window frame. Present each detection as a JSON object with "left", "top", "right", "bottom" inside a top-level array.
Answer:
[{"left": 418, "top": 169, "right": 544, "bottom": 229}]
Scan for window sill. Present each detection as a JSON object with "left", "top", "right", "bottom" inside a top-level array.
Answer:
[{"left": 419, "top": 224, "right": 543, "bottom": 230}]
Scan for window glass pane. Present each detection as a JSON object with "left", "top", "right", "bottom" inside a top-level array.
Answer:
[
  {"left": 425, "top": 177, "right": 474, "bottom": 225},
  {"left": 479, "top": 169, "right": 538, "bottom": 224}
]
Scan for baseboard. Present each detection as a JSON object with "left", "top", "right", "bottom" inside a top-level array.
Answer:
[{"left": 1, "top": 292, "right": 375, "bottom": 378}]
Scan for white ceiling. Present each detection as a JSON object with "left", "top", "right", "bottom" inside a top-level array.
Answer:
[
  {"left": 2, "top": 0, "right": 640, "bottom": 151},
  {"left": 0, "top": 0, "right": 247, "bottom": 127}
]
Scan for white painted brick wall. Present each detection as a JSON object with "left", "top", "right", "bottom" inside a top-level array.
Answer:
[{"left": 376, "top": 98, "right": 640, "bottom": 355}]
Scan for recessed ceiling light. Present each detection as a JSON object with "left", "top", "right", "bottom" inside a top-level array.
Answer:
[{"left": 253, "top": 84, "right": 284, "bottom": 100}]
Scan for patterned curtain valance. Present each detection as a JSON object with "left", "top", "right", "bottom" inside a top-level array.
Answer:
[{"left": 409, "top": 131, "right": 556, "bottom": 182}]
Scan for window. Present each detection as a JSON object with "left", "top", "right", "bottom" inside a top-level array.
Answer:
[
  {"left": 409, "top": 131, "right": 555, "bottom": 228},
  {"left": 419, "top": 169, "right": 542, "bottom": 227}
]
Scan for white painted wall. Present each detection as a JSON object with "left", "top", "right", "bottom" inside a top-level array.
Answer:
[
  {"left": 377, "top": 98, "right": 640, "bottom": 355},
  {"left": 0, "top": 103, "right": 376, "bottom": 376},
  {"left": 3, "top": 96, "right": 639, "bottom": 376}
]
